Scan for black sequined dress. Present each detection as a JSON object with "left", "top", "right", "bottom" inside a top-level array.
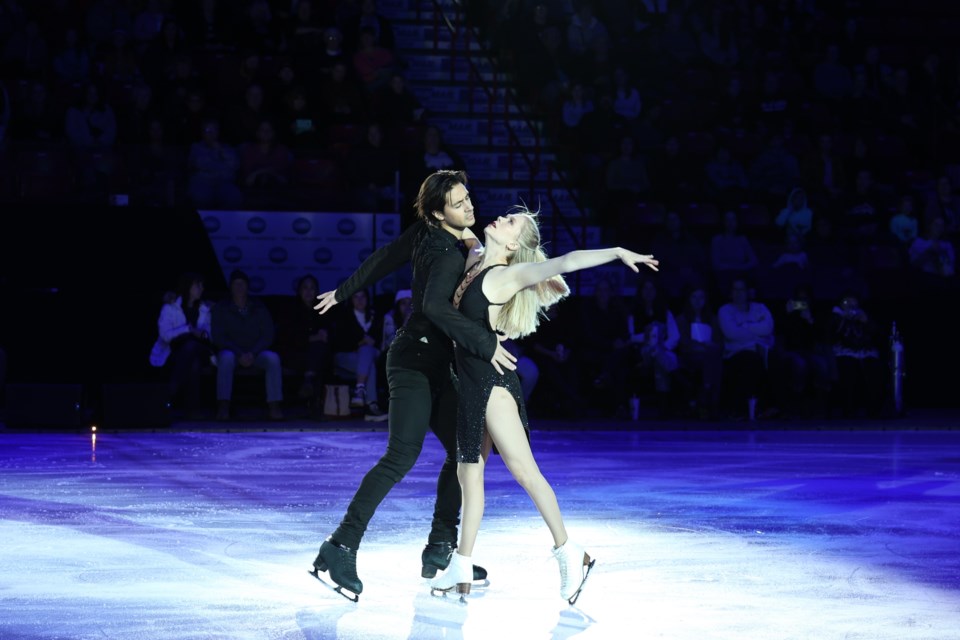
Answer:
[{"left": 453, "top": 264, "right": 530, "bottom": 463}]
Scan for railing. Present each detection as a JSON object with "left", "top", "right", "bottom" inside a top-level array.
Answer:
[{"left": 420, "top": 0, "right": 588, "bottom": 264}]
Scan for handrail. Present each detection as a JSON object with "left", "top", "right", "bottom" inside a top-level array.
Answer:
[{"left": 425, "top": 0, "right": 587, "bottom": 257}]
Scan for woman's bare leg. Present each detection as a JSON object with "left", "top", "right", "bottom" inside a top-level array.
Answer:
[
  {"left": 484, "top": 387, "right": 568, "bottom": 547},
  {"left": 456, "top": 433, "right": 491, "bottom": 557}
]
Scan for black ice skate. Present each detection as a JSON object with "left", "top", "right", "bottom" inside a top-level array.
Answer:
[
  {"left": 309, "top": 538, "right": 362, "bottom": 602},
  {"left": 421, "top": 542, "right": 488, "bottom": 582}
]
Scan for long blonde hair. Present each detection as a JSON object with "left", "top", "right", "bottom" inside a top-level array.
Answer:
[{"left": 495, "top": 207, "right": 570, "bottom": 339}]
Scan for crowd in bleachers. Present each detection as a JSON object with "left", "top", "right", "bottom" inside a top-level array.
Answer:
[
  {"left": 470, "top": 0, "right": 959, "bottom": 287},
  {"left": 453, "top": 0, "right": 959, "bottom": 418},
  {"left": 3, "top": 0, "right": 959, "bottom": 421},
  {"left": 0, "top": 0, "right": 444, "bottom": 211}
]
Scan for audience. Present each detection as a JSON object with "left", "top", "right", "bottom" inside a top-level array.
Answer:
[
  {"left": 210, "top": 270, "right": 284, "bottom": 422},
  {"left": 717, "top": 278, "right": 775, "bottom": 419},
  {"left": 4, "top": 0, "right": 958, "bottom": 421},
  {"left": 331, "top": 289, "right": 388, "bottom": 422},
  {"left": 148, "top": 272, "right": 213, "bottom": 419},
  {"left": 274, "top": 274, "right": 333, "bottom": 418}
]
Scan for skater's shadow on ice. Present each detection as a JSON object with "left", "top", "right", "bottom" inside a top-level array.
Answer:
[
  {"left": 406, "top": 590, "right": 469, "bottom": 639},
  {"left": 296, "top": 602, "right": 356, "bottom": 640},
  {"left": 550, "top": 606, "right": 596, "bottom": 639}
]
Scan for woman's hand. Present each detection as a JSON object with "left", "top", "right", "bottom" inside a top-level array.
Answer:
[{"left": 618, "top": 250, "right": 659, "bottom": 273}]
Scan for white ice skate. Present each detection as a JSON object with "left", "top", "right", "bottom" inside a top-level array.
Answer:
[
  {"left": 552, "top": 540, "right": 595, "bottom": 605},
  {"left": 429, "top": 552, "right": 473, "bottom": 603}
]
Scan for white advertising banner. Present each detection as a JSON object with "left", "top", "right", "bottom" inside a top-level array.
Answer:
[{"left": 198, "top": 210, "right": 404, "bottom": 296}]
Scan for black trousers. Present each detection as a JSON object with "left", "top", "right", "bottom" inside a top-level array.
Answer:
[
  {"left": 168, "top": 336, "right": 211, "bottom": 411},
  {"left": 332, "top": 335, "right": 460, "bottom": 550}
]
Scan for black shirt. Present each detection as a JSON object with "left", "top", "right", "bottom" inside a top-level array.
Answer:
[{"left": 334, "top": 221, "right": 497, "bottom": 361}]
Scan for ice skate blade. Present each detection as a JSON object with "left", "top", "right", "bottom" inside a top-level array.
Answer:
[
  {"left": 566, "top": 558, "right": 596, "bottom": 606},
  {"left": 430, "top": 583, "right": 470, "bottom": 604},
  {"left": 422, "top": 563, "right": 488, "bottom": 581},
  {"left": 308, "top": 568, "right": 360, "bottom": 603},
  {"left": 422, "top": 566, "right": 491, "bottom": 588}
]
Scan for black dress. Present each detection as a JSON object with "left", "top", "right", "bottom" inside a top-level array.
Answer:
[{"left": 453, "top": 264, "right": 529, "bottom": 463}]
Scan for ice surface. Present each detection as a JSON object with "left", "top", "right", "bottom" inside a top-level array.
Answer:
[{"left": 0, "top": 427, "right": 958, "bottom": 639}]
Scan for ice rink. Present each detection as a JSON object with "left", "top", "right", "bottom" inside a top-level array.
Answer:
[{"left": 1, "top": 422, "right": 958, "bottom": 639}]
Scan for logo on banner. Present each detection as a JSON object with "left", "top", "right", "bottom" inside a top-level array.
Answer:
[
  {"left": 314, "top": 247, "right": 333, "bottom": 264},
  {"left": 249, "top": 275, "right": 266, "bottom": 293},
  {"left": 203, "top": 216, "right": 221, "bottom": 233},
  {"left": 269, "top": 247, "right": 288, "bottom": 264},
  {"left": 247, "top": 217, "right": 267, "bottom": 234},
  {"left": 381, "top": 218, "right": 396, "bottom": 236},
  {"left": 358, "top": 248, "right": 372, "bottom": 262},
  {"left": 337, "top": 218, "right": 357, "bottom": 235},
  {"left": 223, "top": 246, "right": 243, "bottom": 263},
  {"left": 293, "top": 217, "right": 312, "bottom": 235}
]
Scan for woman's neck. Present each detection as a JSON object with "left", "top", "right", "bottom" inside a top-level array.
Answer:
[{"left": 480, "top": 246, "right": 509, "bottom": 267}]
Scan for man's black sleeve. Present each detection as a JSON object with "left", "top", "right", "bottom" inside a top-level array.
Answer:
[
  {"left": 421, "top": 246, "right": 498, "bottom": 361},
  {"left": 334, "top": 221, "right": 423, "bottom": 303}
]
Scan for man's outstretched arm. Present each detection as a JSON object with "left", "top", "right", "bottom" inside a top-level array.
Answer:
[{"left": 315, "top": 221, "right": 423, "bottom": 314}]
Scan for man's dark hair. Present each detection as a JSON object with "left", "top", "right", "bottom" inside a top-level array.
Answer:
[{"left": 414, "top": 170, "right": 468, "bottom": 227}]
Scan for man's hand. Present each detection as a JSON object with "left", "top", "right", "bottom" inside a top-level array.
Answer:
[
  {"left": 490, "top": 341, "right": 518, "bottom": 375},
  {"left": 314, "top": 290, "right": 338, "bottom": 315}
]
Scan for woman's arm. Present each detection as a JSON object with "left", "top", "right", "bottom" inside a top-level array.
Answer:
[
  {"left": 485, "top": 247, "right": 658, "bottom": 302},
  {"left": 460, "top": 227, "right": 484, "bottom": 272}
]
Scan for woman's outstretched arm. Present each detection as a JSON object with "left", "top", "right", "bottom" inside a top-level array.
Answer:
[{"left": 486, "top": 248, "right": 658, "bottom": 302}]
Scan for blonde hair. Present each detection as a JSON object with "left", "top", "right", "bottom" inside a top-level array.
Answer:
[{"left": 495, "top": 207, "right": 570, "bottom": 339}]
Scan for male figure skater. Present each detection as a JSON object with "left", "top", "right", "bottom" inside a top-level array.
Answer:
[{"left": 310, "top": 170, "right": 516, "bottom": 601}]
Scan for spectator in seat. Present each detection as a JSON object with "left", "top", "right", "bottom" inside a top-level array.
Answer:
[
  {"left": 64, "top": 82, "right": 117, "bottom": 150},
  {"left": 889, "top": 194, "right": 919, "bottom": 246},
  {"left": 774, "top": 283, "right": 832, "bottom": 418},
  {"left": 909, "top": 216, "right": 956, "bottom": 278},
  {"left": 718, "top": 278, "right": 775, "bottom": 419},
  {"left": 352, "top": 26, "right": 396, "bottom": 93},
  {"left": 8, "top": 81, "right": 62, "bottom": 144},
  {"left": 211, "top": 269, "right": 284, "bottom": 421},
  {"left": 149, "top": 272, "right": 213, "bottom": 419},
  {"left": 526, "top": 303, "right": 584, "bottom": 418},
  {"left": 186, "top": 118, "right": 242, "bottom": 208},
  {"left": 373, "top": 72, "right": 425, "bottom": 128},
  {"left": 224, "top": 83, "right": 271, "bottom": 146},
  {"left": 828, "top": 291, "right": 884, "bottom": 418},
  {"left": 710, "top": 209, "right": 759, "bottom": 294},
  {"left": 129, "top": 117, "right": 184, "bottom": 207},
  {"left": 923, "top": 175, "right": 960, "bottom": 238},
  {"left": 274, "top": 274, "right": 333, "bottom": 418},
  {"left": 649, "top": 210, "right": 707, "bottom": 300},
  {"left": 319, "top": 60, "right": 368, "bottom": 125},
  {"left": 239, "top": 119, "right": 292, "bottom": 191},
  {"left": 775, "top": 186, "right": 813, "bottom": 239},
  {"left": 675, "top": 285, "right": 723, "bottom": 420},
  {"left": 840, "top": 169, "right": 886, "bottom": 243},
  {"left": 345, "top": 122, "right": 400, "bottom": 212},
  {"left": 602, "top": 134, "right": 650, "bottom": 221},
  {"left": 380, "top": 288, "right": 413, "bottom": 353},
  {"left": 52, "top": 27, "right": 91, "bottom": 84},
  {"left": 705, "top": 147, "right": 749, "bottom": 204},
  {"left": 629, "top": 277, "right": 680, "bottom": 412},
  {"left": 771, "top": 231, "right": 809, "bottom": 271},
  {"left": 331, "top": 289, "right": 388, "bottom": 422},
  {"left": 576, "top": 276, "right": 632, "bottom": 417}
]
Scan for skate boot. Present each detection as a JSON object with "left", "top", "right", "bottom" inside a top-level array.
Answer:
[
  {"left": 429, "top": 552, "right": 473, "bottom": 602},
  {"left": 309, "top": 537, "right": 362, "bottom": 602},
  {"left": 552, "top": 539, "right": 595, "bottom": 605},
  {"left": 421, "top": 542, "right": 488, "bottom": 581}
]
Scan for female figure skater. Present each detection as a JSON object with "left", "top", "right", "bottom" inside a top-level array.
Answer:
[{"left": 429, "top": 207, "right": 658, "bottom": 603}]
